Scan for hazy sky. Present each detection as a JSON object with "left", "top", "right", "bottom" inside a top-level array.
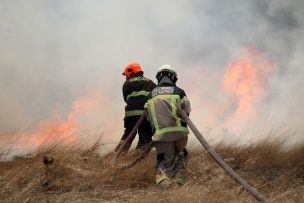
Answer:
[{"left": 0, "top": 1, "right": 303, "bottom": 143}]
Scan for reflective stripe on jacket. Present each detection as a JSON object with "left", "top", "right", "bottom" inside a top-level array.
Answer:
[
  {"left": 123, "top": 75, "right": 156, "bottom": 117},
  {"left": 126, "top": 90, "right": 150, "bottom": 101},
  {"left": 125, "top": 110, "right": 144, "bottom": 117},
  {"left": 145, "top": 77, "right": 191, "bottom": 141}
]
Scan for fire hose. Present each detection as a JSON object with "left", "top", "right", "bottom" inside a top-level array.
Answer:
[
  {"left": 114, "top": 112, "right": 147, "bottom": 163},
  {"left": 114, "top": 111, "right": 270, "bottom": 203},
  {"left": 180, "top": 110, "right": 270, "bottom": 203}
]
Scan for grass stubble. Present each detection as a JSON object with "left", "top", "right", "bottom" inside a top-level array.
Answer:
[{"left": 0, "top": 135, "right": 303, "bottom": 203}]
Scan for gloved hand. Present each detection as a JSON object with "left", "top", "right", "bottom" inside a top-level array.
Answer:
[{"left": 114, "top": 140, "right": 125, "bottom": 152}]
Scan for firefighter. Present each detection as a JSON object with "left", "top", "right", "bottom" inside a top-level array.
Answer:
[
  {"left": 115, "top": 62, "right": 156, "bottom": 154},
  {"left": 144, "top": 64, "right": 191, "bottom": 188}
]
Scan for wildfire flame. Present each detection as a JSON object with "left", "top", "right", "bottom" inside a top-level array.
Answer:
[
  {"left": 220, "top": 46, "right": 275, "bottom": 128},
  {"left": 0, "top": 92, "right": 120, "bottom": 154},
  {"left": 12, "top": 95, "right": 96, "bottom": 152}
]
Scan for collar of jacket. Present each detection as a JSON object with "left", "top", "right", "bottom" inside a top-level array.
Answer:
[
  {"left": 127, "top": 75, "right": 144, "bottom": 82},
  {"left": 158, "top": 76, "right": 175, "bottom": 86}
]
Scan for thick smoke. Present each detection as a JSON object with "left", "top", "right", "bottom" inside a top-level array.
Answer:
[{"left": 0, "top": 1, "right": 303, "bottom": 146}]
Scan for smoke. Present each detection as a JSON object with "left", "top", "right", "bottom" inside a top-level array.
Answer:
[{"left": 0, "top": 0, "right": 303, "bottom": 148}]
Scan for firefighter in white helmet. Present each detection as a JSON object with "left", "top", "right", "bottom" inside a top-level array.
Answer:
[{"left": 144, "top": 64, "right": 191, "bottom": 188}]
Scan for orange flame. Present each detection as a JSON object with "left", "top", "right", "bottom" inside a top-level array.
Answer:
[
  {"left": 10, "top": 93, "right": 100, "bottom": 153},
  {"left": 220, "top": 46, "right": 275, "bottom": 128},
  {"left": 0, "top": 89, "right": 122, "bottom": 158}
]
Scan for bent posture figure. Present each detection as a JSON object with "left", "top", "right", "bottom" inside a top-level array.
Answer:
[
  {"left": 115, "top": 62, "right": 156, "bottom": 154},
  {"left": 145, "top": 64, "right": 191, "bottom": 188}
]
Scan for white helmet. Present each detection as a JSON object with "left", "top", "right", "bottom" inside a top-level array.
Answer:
[
  {"left": 156, "top": 64, "right": 178, "bottom": 83},
  {"left": 157, "top": 64, "right": 176, "bottom": 75}
]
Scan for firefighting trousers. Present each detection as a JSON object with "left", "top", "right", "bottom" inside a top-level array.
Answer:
[
  {"left": 120, "top": 115, "right": 153, "bottom": 151},
  {"left": 154, "top": 136, "right": 188, "bottom": 185}
]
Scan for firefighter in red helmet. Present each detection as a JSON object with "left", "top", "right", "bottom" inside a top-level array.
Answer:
[{"left": 115, "top": 62, "right": 156, "bottom": 154}]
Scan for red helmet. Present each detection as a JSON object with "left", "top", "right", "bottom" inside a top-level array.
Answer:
[{"left": 122, "top": 62, "right": 143, "bottom": 78}]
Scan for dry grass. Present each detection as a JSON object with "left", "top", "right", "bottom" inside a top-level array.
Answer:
[{"left": 0, "top": 137, "right": 303, "bottom": 203}]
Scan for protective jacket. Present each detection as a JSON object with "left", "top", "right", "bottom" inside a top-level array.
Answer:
[
  {"left": 123, "top": 75, "right": 156, "bottom": 117},
  {"left": 145, "top": 76, "right": 191, "bottom": 142}
]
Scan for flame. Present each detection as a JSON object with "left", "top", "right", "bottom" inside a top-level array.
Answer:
[
  {"left": 9, "top": 90, "right": 116, "bottom": 155},
  {"left": 0, "top": 89, "right": 123, "bottom": 158},
  {"left": 12, "top": 95, "right": 96, "bottom": 152},
  {"left": 220, "top": 46, "right": 275, "bottom": 128}
]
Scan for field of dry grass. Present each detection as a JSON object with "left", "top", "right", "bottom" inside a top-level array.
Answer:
[{"left": 0, "top": 138, "right": 303, "bottom": 203}]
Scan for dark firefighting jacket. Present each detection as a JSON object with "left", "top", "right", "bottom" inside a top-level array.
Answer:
[
  {"left": 123, "top": 75, "right": 156, "bottom": 117},
  {"left": 144, "top": 76, "right": 191, "bottom": 142}
]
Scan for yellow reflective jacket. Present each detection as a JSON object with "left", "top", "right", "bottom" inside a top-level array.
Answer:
[{"left": 144, "top": 77, "right": 191, "bottom": 141}]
